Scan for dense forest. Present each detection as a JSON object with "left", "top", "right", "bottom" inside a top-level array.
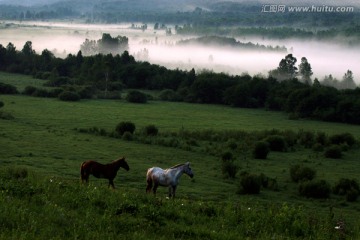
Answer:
[
  {"left": 1, "top": 0, "right": 360, "bottom": 42},
  {"left": 176, "top": 36, "right": 287, "bottom": 52},
  {"left": 0, "top": 35, "right": 359, "bottom": 125}
]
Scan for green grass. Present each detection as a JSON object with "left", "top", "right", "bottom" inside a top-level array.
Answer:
[
  {"left": 1, "top": 72, "right": 360, "bottom": 238},
  {"left": 1, "top": 166, "right": 358, "bottom": 240},
  {"left": 0, "top": 72, "right": 47, "bottom": 91}
]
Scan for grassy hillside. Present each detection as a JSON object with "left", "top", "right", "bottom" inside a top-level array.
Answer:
[{"left": 1, "top": 72, "right": 360, "bottom": 238}]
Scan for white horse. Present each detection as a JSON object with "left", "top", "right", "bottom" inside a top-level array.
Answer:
[{"left": 146, "top": 162, "right": 194, "bottom": 198}]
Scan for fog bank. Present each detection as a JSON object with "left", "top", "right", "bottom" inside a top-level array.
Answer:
[{"left": 0, "top": 21, "right": 359, "bottom": 83}]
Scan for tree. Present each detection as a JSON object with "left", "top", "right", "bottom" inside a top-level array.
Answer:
[
  {"left": 275, "top": 54, "right": 298, "bottom": 80},
  {"left": 154, "top": 22, "right": 159, "bottom": 30},
  {"left": 21, "top": 41, "right": 35, "bottom": 56},
  {"left": 340, "top": 70, "right": 356, "bottom": 89},
  {"left": 98, "top": 33, "right": 129, "bottom": 55},
  {"left": 80, "top": 39, "right": 98, "bottom": 56},
  {"left": 298, "top": 57, "right": 313, "bottom": 84}
]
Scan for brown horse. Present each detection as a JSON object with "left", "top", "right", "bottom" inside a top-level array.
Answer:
[{"left": 80, "top": 157, "right": 129, "bottom": 188}]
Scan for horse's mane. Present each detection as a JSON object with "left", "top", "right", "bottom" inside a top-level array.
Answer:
[{"left": 169, "top": 163, "right": 185, "bottom": 169}]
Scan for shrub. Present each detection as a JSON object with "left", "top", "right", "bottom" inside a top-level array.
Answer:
[
  {"left": 0, "top": 82, "right": 18, "bottom": 94},
  {"left": 333, "top": 178, "right": 360, "bottom": 201},
  {"left": 253, "top": 141, "right": 270, "bottom": 159},
  {"left": 283, "top": 130, "right": 297, "bottom": 147},
  {"left": 159, "top": 89, "right": 181, "bottom": 102},
  {"left": 0, "top": 101, "right": 3, "bottom": 108},
  {"left": 290, "top": 165, "right": 316, "bottom": 183},
  {"left": 23, "top": 86, "right": 37, "bottom": 95},
  {"left": 259, "top": 173, "right": 278, "bottom": 191},
  {"left": 266, "top": 135, "right": 287, "bottom": 151},
  {"left": 32, "top": 89, "right": 49, "bottom": 98},
  {"left": 227, "top": 139, "right": 238, "bottom": 150},
  {"left": 116, "top": 121, "right": 136, "bottom": 136},
  {"left": 239, "top": 173, "right": 261, "bottom": 194},
  {"left": 299, "top": 180, "right": 331, "bottom": 199},
  {"left": 346, "top": 188, "right": 359, "bottom": 202},
  {"left": 48, "top": 88, "right": 64, "bottom": 98},
  {"left": 122, "top": 131, "right": 133, "bottom": 141},
  {"left": 312, "top": 143, "right": 324, "bottom": 152},
  {"left": 221, "top": 161, "right": 237, "bottom": 179},
  {"left": 0, "top": 111, "right": 14, "bottom": 120},
  {"left": 315, "top": 131, "right": 328, "bottom": 146},
  {"left": 58, "top": 91, "right": 81, "bottom": 101},
  {"left": 329, "top": 133, "right": 356, "bottom": 147},
  {"left": 144, "top": 124, "right": 158, "bottom": 136},
  {"left": 298, "top": 130, "right": 315, "bottom": 148},
  {"left": 324, "top": 145, "right": 342, "bottom": 159},
  {"left": 126, "top": 90, "right": 147, "bottom": 103},
  {"left": 221, "top": 151, "right": 233, "bottom": 162},
  {"left": 78, "top": 86, "right": 95, "bottom": 99}
]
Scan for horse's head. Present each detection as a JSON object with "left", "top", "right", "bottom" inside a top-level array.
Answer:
[
  {"left": 117, "top": 157, "right": 130, "bottom": 171},
  {"left": 184, "top": 162, "right": 194, "bottom": 178}
]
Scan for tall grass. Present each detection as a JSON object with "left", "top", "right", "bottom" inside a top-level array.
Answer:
[{"left": 0, "top": 167, "right": 357, "bottom": 239}]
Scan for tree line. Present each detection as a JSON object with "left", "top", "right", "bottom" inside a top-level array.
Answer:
[{"left": 0, "top": 38, "right": 359, "bottom": 125}]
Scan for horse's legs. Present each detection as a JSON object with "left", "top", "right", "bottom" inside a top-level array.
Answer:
[
  {"left": 153, "top": 182, "right": 159, "bottom": 195},
  {"left": 146, "top": 178, "right": 153, "bottom": 193},
  {"left": 170, "top": 186, "right": 177, "bottom": 198},
  {"left": 109, "top": 179, "right": 115, "bottom": 189},
  {"left": 81, "top": 172, "right": 89, "bottom": 184}
]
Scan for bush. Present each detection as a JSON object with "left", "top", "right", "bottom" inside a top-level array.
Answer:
[
  {"left": 346, "top": 188, "right": 359, "bottom": 202},
  {"left": 32, "top": 89, "right": 49, "bottom": 98},
  {"left": 298, "top": 130, "right": 315, "bottom": 148},
  {"left": 122, "top": 131, "right": 133, "bottom": 141},
  {"left": 23, "top": 86, "right": 37, "bottom": 95},
  {"left": 333, "top": 178, "right": 360, "bottom": 202},
  {"left": 116, "top": 121, "right": 136, "bottom": 136},
  {"left": 266, "top": 135, "right": 287, "bottom": 151},
  {"left": 227, "top": 139, "right": 237, "bottom": 150},
  {"left": 221, "top": 161, "right": 237, "bottom": 179},
  {"left": 221, "top": 151, "right": 233, "bottom": 162},
  {"left": 144, "top": 124, "right": 158, "bottom": 136},
  {"left": 315, "top": 131, "right": 328, "bottom": 146},
  {"left": 290, "top": 165, "right": 316, "bottom": 183},
  {"left": 259, "top": 173, "right": 278, "bottom": 191},
  {"left": 0, "top": 82, "right": 18, "bottom": 94},
  {"left": 0, "top": 101, "right": 3, "bottom": 108},
  {"left": 126, "top": 90, "right": 147, "bottom": 103},
  {"left": 299, "top": 180, "right": 331, "bottom": 199},
  {"left": 159, "top": 89, "right": 181, "bottom": 102},
  {"left": 312, "top": 143, "right": 324, "bottom": 152},
  {"left": 253, "top": 141, "right": 270, "bottom": 159},
  {"left": 239, "top": 173, "right": 261, "bottom": 194},
  {"left": 329, "top": 133, "right": 356, "bottom": 147},
  {"left": 58, "top": 91, "right": 81, "bottom": 101},
  {"left": 324, "top": 145, "right": 342, "bottom": 159}
]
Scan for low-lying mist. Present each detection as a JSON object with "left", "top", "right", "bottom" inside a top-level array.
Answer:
[{"left": 1, "top": 21, "right": 359, "bottom": 83}]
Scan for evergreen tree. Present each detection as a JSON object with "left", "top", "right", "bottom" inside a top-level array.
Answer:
[
  {"left": 298, "top": 57, "right": 313, "bottom": 84},
  {"left": 340, "top": 70, "right": 356, "bottom": 89},
  {"left": 277, "top": 54, "right": 298, "bottom": 79}
]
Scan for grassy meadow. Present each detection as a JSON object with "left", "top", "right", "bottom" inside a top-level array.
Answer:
[{"left": 1, "top": 72, "right": 360, "bottom": 239}]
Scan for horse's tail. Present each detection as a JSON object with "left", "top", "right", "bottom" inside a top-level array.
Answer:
[
  {"left": 146, "top": 169, "right": 153, "bottom": 193},
  {"left": 80, "top": 161, "right": 87, "bottom": 182}
]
